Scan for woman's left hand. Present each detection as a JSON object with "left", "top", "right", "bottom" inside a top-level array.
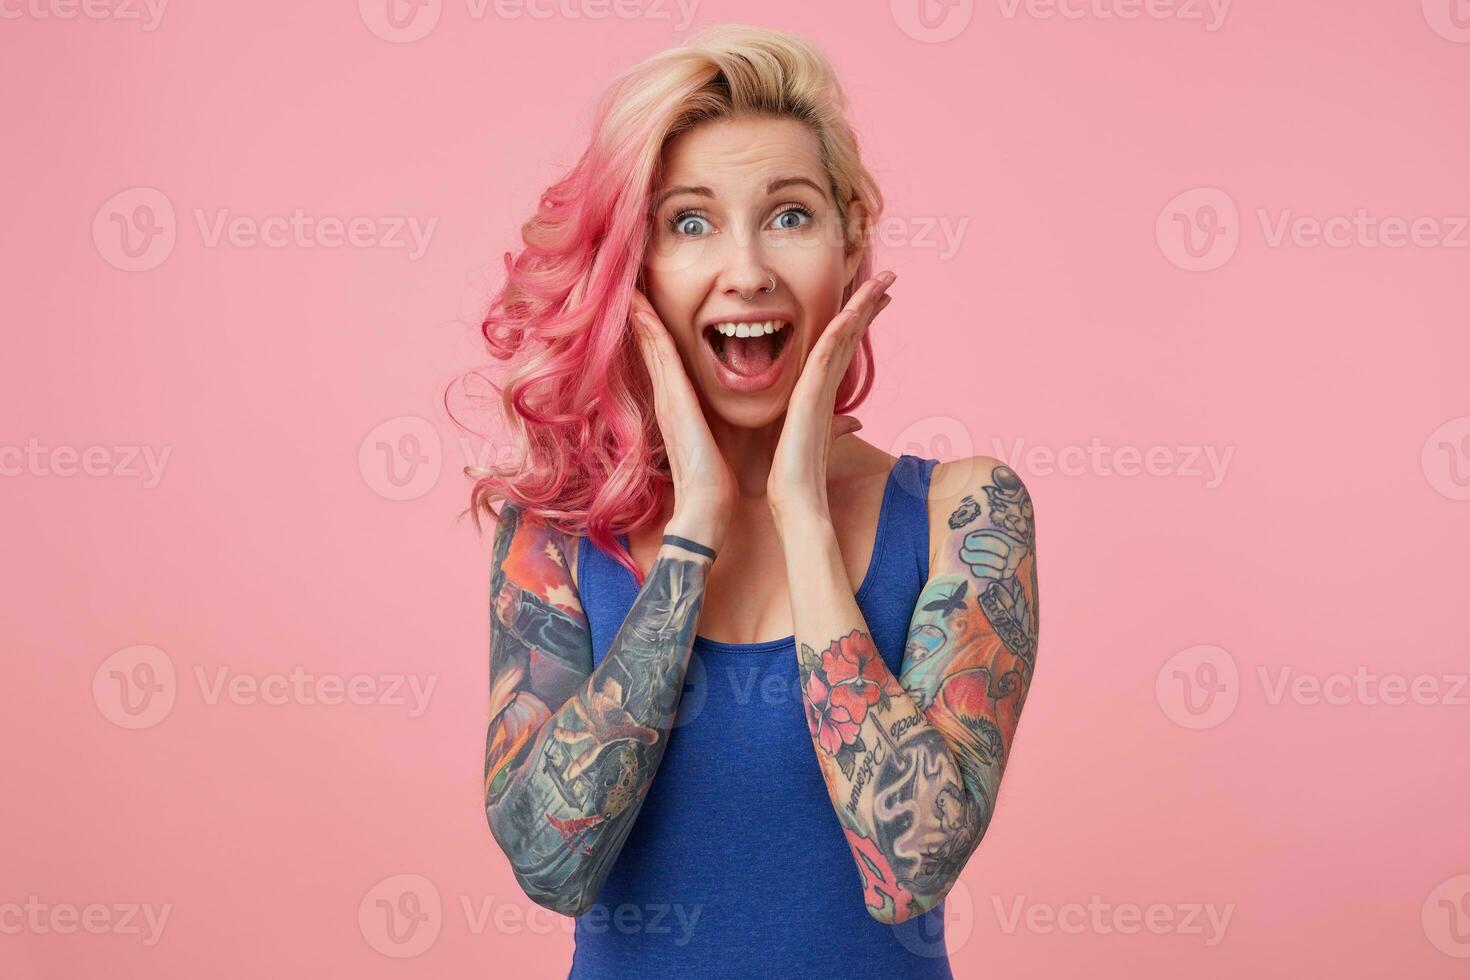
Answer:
[{"left": 767, "top": 270, "right": 896, "bottom": 524}]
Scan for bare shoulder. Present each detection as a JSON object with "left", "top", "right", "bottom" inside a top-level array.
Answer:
[
  {"left": 822, "top": 437, "right": 903, "bottom": 530},
  {"left": 829, "top": 435, "right": 902, "bottom": 486}
]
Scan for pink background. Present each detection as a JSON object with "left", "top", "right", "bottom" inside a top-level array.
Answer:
[{"left": 4, "top": 1, "right": 1468, "bottom": 977}]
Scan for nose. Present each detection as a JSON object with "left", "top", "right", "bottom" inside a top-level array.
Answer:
[{"left": 719, "top": 238, "right": 777, "bottom": 301}]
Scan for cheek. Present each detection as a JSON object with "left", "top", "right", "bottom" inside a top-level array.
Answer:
[
  {"left": 639, "top": 273, "right": 700, "bottom": 351},
  {"left": 775, "top": 243, "right": 849, "bottom": 308}
]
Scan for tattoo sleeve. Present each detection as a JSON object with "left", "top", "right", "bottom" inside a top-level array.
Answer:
[
  {"left": 483, "top": 503, "right": 711, "bottom": 916},
  {"left": 788, "top": 461, "right": 1039, "bottom": 924}
]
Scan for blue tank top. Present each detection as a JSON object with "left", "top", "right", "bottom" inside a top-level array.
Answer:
[{"left": 569, "top": 454, "right": 952, "bottom": 980}]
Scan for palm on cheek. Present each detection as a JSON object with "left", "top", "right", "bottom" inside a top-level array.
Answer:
[{"left": 768, "top": 272, "right": 896, "bottom": 519}]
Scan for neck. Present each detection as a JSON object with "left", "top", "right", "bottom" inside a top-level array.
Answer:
[{"left": 704, "top": 410, "right": 785, "bottom": 500}]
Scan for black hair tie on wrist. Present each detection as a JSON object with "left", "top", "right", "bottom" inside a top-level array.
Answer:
[{"left": 662, "top": 534, "right": 717, "bottom": 560}]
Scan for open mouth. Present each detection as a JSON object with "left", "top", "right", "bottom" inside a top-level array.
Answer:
[{"left": 701, "top": 320, "right": 793, "bottom": 379}]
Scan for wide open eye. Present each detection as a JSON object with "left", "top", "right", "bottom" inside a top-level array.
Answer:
[
  {"left": 669, "top": 210, "right": 711, "bottom": 236},
  {"left": 771, "top": 204, "right": 813, "bottom": 230}
]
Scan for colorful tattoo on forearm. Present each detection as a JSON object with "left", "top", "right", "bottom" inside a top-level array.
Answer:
[
  {"left": 798, "top": 464, "right": 1039, "bottom": 923},
  {"left": 484, "top": 504, "right": 708, "bottom": 915}
]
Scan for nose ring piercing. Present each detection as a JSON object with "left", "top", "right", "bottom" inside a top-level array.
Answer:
[{"left": 739, "top": 275, "right": 777, "bottom": 302}]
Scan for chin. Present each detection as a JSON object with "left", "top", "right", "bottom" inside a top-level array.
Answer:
[{"left": 697, "top": 384, "right": 792, "bottom": 429}]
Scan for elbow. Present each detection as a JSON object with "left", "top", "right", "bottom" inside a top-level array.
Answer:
[
  {"left": 485, "top": 801, "right": 595, "bottom": 918},
  {"left": 517, "top": 871, "right": 594, "bottom": 918},
  {"left": 868, "top": 886, "right": 949, "bottom": 927},
  {"left": 523, "top": 881, "right": 590, "bottom": 922},
  {"left": 867, "top": 904, "right": 898, "bottom": 926},
  {"left": 511, "top": 856, "right": 598, "bottom": 918}
]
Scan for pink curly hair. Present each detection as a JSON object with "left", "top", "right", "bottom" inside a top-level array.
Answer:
[{"left": 454, "top": 24, "right": 886, "bottom": 585}]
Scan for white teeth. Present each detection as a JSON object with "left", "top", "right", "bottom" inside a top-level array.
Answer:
[{"left": 712, "top": 320, "right": 787, "bottom": 337}]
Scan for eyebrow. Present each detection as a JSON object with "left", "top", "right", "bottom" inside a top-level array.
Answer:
[{"left": 651, "top": 175, "right": 828, "bottom": 212}]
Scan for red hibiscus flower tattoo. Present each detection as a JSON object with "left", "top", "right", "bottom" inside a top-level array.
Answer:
[
  {"left": 821, "top": 632, "right": 887, "bottom": 726},
  {"left": 805, "top": 672, "right": 861, "bottom": 755},
  {"left": 802, "top": 631, "right": 893, "bottom": 763}
]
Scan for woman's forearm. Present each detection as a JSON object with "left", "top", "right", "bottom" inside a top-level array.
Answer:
[
  {"left": 778, "top": 515, "right": 981, "bottom": 925},
  {"left": 487, "top": 541, "right": 711, "bottom": 916}
]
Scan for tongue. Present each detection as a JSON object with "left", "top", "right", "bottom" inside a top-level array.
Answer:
[{"left": 723, "top": 332, "right": 777, "bottom": 377}]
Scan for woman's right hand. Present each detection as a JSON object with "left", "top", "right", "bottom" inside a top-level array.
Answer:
[{"left": 629, "top": 290, "right": 735, "bottom": 553}]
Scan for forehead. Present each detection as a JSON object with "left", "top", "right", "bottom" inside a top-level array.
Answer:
[{"left": 657, "top": 115, "right": 827, "bottom": 198}]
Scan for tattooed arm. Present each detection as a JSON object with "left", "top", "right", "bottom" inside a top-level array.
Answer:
[
  {"left": 783, "top": 458, "right": 1039, "bottom": 924},
  {"left": 483, "top": 502, "right": 713, "bottom": 916}
]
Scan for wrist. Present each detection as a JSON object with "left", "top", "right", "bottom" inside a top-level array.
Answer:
[
  {"left": 771, "top": 506, "right": 835, "bottom": 547},
  {"left": 665, "top": 509, "right": 728, "bottom": 555}
]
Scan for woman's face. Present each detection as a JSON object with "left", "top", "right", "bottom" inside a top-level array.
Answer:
[{"left": 642, "top": 115, "right": 863, "bottom": 429}]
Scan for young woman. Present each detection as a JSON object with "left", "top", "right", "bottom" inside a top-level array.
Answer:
[{"left": 472, "top": 25, "right": 1039, "bottom": 979}]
